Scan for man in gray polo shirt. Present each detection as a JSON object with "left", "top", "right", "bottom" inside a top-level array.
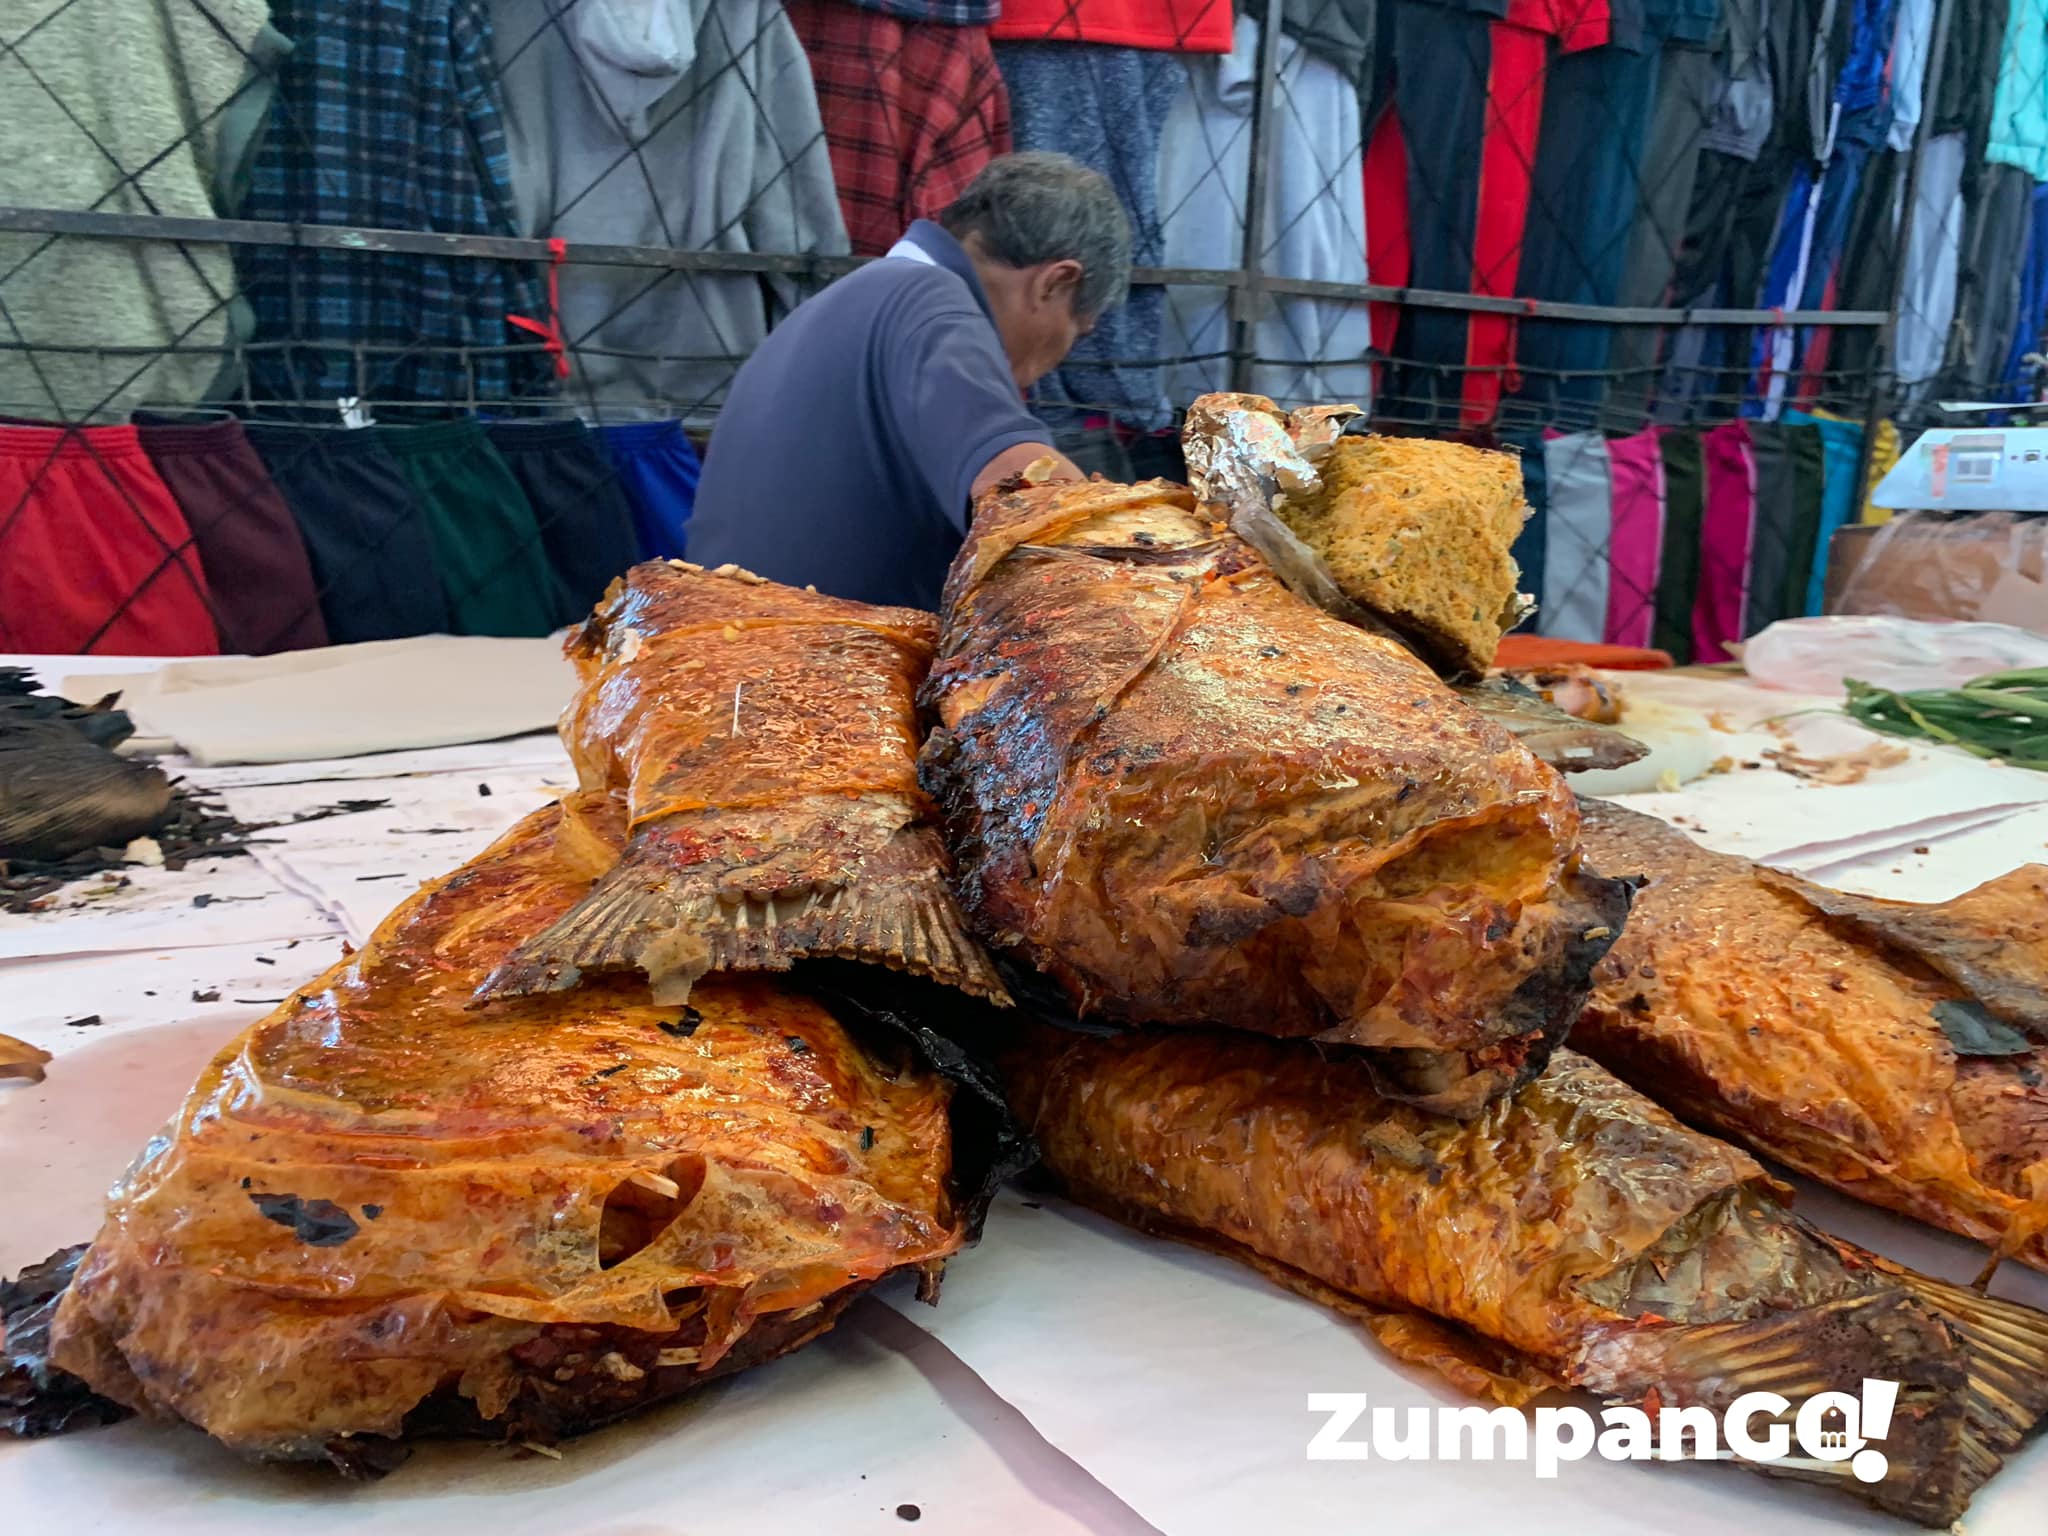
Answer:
[{"left": 685, "top": 153, "right": 1133, "bottom": 610}]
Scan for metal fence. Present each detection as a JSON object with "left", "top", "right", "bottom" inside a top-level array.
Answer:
[{"left": 1, "top": 0, "right": 2041, "bottom": 661}]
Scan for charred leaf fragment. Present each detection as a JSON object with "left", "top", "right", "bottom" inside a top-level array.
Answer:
[
  {"left": 1933, "top": 1000, "right": 2034, "bottom": 1057},
  {"left": 249, "top": 1193, "right": 361, "bottom": 1247}
]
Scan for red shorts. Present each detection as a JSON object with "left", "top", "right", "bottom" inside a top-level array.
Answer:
[{"left": 0, "top": 424, "right": 221, "bottom": 655}]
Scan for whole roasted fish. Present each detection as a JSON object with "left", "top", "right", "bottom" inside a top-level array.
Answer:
[
  {"left": 922, "top": 478, "right": 1629, "bottom": 1116},
  {"left": 44, "top": 796, "right": 973, "bottom": 1470},
  {"left": 1003, "top": 1021, "right": 2048, "bottom": 1525},
  {"left": 1574, "top": 799, "right": 2048, "bottom": 1272},
  {"left": 478, "top": 561, "right": 1005, "bottom": 1007}
]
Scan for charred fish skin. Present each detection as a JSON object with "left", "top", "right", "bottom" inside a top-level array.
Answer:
[
  {"left": 1573, "top": 798, "right": 2048, "bottom": 1273},
  {"left": 924, "top": 477, "right": 1629, "bottom": 1116},
  {"left": 474, "top": 562, "right": 1007, "bottom": 1008},
  {"left": 46, "top": 801, "right": 968, "bottom": 1468},
  {"left": 1002, "top": 1023, "right": 2048, "bottom": 1525}
]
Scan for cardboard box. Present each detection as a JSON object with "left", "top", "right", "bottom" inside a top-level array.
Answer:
[{"left": 1825, "top": 510, "right": 2048, "bottom": 627}]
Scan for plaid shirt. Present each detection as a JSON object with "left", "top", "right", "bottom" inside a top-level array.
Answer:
[
  {"left": 785, "top": 0, "right": 1013, "bottom": 258},
  {"left": 240, "top": 0, "right": 552, "bottom": 404}
]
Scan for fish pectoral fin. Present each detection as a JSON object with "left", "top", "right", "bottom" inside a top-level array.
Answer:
[{"left": 472, "top": 872, "right": 707, "bottom": 1004}]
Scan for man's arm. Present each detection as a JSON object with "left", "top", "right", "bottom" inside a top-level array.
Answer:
[{"left": 970, "top": 441, "right": 1084, "bottom": 500}]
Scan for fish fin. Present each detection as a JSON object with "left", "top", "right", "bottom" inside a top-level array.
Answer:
[
  {"left": 474, "top": 873, "right": 716, "bottom": 1005},
  {"left": 476, "top": 829, "right": 1010, "bottom": 1006}
]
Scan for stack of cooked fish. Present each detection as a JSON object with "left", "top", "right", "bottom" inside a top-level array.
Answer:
[
  {"left": 10, "top": 567, "right": 1023, "bottom": 1469},
  {"left": 933, "top": 458, "right": 2048, "bottom": 1525},
  {"left": 7, "top": 396, "right": 2048, "bottom": 1525}
]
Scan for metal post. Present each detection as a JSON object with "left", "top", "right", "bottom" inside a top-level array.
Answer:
[
  {"left": 1229, "top": 0, "right": 1287, "bottom": 394},
  {"left": 1852, "top": 0, "right": 1955, "bottom": 509}
]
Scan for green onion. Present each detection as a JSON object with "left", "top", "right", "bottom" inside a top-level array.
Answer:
[{"left": 1844, "top": 668, "right": 2048, "bottom": 771}]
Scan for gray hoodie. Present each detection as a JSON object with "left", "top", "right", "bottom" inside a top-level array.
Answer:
[{"left": 492, "top": 0, "right": 849, "bottom": 417}]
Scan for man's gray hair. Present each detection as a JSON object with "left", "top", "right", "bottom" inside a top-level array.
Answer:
[{"left": 939, "top": 152, "right": 1133, "bottom": 321}]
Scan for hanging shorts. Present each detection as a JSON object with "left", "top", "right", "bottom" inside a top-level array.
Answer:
[
  {"left": 0, "top": 424, "right": 221, "bottom": 655},
  {"left": 484, "top": 419, "right": 641, "bottom": 624},
  {"left": 374, "top": 420, "right": 562, "bottom": 638},
  {"left": 242, "top": 422, "right": 453, "bottom": 645},
  {"left": 136, "top": 418, "right": 330, "bottom": 655},
  {"left": 599, "top": 419, "right": 702, "bottom": 560}
]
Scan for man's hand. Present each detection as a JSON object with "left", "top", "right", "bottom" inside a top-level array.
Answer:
[{"left": 971, "top": 441, "right": 1084, "bottom": 500}]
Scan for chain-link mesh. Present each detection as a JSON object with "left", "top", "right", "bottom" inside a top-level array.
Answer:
[{"left": 3, "top": 0, "right": 2044, "bottom": 662}]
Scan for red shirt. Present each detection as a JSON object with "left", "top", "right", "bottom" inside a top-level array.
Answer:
[{"left": 990, "top": 0, "right": 1234, "bottom": 53}]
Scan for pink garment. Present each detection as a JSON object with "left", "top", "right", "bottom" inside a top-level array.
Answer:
[
  {"left": 1602, "top": 427, "right": 1666, "bottom": 648},
  {"left": 1694, "top": 421, "right": 1758, "bottom": 663}
]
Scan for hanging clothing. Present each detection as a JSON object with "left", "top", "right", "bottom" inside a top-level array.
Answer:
[
  {"left": 787, "top": 0, "right": 1012, "bottom": 258},
  {"left": 134, "top": 418, "right": 330, "bottom": 655},
  {"left": 1932, "top": 0, "right": 2014, "bottom": 142},
  {"left": 1283, "top": 0, "right": 1376, "bottom": 80},
  {"left": 1694, "top": 421, "right": 1758, "bottom": 661},
  {"left": 373, "top": 420, "right": 560, "bottom": 637},
  {"left": 1652, "top": 428, "right": 1705, "bottom": 662},
  {"left": 1506, "top": 430, "right": 1548, "bottom": 609},
  {"left": 1604, "top": 428, "right": 1667, "bottom": 649},
  {"left": 1885, "top": 0, "right": 1936, "bottom": 149},
  {"left": 1744, "top": 420, "right": 1827, "bottom": 630},
  {"left": 1516, "top": 0, "right": 1721, "bottom": 421},
  {"left": 493, "top": 0, "right": 849, "bottom": 416},
  {"left": 1157, "top": 14, "right": 1373, "bottom": 408},
  {"left": 1867, "top": 133, "right": 1965, "bottom": 387},
  {"left": 1539, "top": 431, "right": 1614, "bottom": 643},
  {"left": 849, "top": 0, "right": 997, "bottom": 21},
  {"left": 599, "top": 419, "right": 704, "bottom": 560},
  {"left": 1, "top": 0, "right": 279, "bottom": 418},
  {"left": 485, "top": 419, "right": 643, "bottom": 621},
  {"left": 1999, "top": 182, "right": 2048, "bottom": 398},
  {"left": 1782, "top": 408, "right": 1863, "bottom": 612},
  {"left": 1986, "top": 0, "right": 2048, "bottom": 177},
  {"left": 988, "top": 0, "right": 1234, "bottom": 52},
  {"left": 1849, "top": 413, "right": 1900, "bottom": 522},
  {"left": 0, "top": 425, "right": 221, "bottom": 656},
  {"left": 1954, "top": 164, "right": 2036, "bottom": 391},
  {"left": 1605, "top": 45, "right": 1748, "bottom": 427},
  {"left": 1374, "top": 0, "right": 1612, "bottom": 427},
  {"left": 997, "top": 43, "right": 1186, "bottom": 430},
  {"left": 243, "top": 0, "right": 549, "bottom": 405},
  {"left": 242, "top": 424, "right": 454, "bottom": 644}
]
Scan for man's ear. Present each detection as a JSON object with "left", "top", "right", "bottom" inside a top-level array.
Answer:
[{"left": 1035, "top": 258, "right": 1085, "bottom": 309}]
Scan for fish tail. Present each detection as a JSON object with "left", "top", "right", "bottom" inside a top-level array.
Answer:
[
  {"left": 1886, "top": 1262, "right": 2048, "bottom": 1492},
  {"left": 1579, "top": 1270, "right": 2048, "bottom": 1525}
]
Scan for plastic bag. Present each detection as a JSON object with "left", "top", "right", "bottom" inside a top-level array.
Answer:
[{"left": 1742, "top": 615, "right": 2048, "bottom": 694}]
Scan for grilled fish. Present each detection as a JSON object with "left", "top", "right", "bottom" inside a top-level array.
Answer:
[
  {"left": 1574, "top": 799, "right": 2048, "bottom": 1272},
  {"left": 478, "top": 561, "right": 1006, "bottom": 1007},
  {"left": 922, "top": 478, "right": 1630, "bottom": 1116},
  {"left": 1002, "top": 1021, "right": 2048, "bottom": 1525},
  {"left": 1760, "top": 862, "right": 2048, "bottom": 1039},
  {"left": 45, "top": 796, "right": 968, "bottom": 1470}
]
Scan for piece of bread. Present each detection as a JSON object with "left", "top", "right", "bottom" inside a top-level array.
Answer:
[{"left": 1276, "top": 434, "right": 1529, "bottom": 675}]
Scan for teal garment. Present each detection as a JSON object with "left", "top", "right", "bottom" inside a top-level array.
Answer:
[
  {"left": 1987, "top": 0, "right": 2048, "bottom": 179},
  {"left": 374, "top": 420, "right": 563, "bottom": 638},
  {"left": 1783, "top": 410, "right": 1863, "bottom": 616}
]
